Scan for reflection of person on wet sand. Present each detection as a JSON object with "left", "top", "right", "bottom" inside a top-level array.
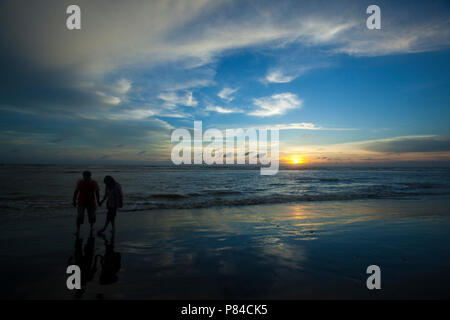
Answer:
[
  {"left": 73, "top": 171, "right": 100, "bottom": 236},
  {"left": 98, "top": 175, "right": 123, "bottom": 234},
  {"left": 67, "top": 233, "right": 97, "bottom": 298},
  {"left": 97, "top": 232, "right": 121, "bottom": 285}
]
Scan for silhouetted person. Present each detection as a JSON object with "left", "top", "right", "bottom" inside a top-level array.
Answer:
[
  {"left": 67, "top": 233, "right": 97, "bottom": 298},
  {"left": 97, "top": 232, "right": 121, "bottom": 285},
  {"left": 73, "top": 171, "right": 100, "bottom": 235},
  {"left": 98, "top": 175, "right": 123, "bottom": 234}
]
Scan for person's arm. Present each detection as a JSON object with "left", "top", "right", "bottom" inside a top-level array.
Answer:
[
  {"left": 99, "top": 188, "right": 107, "bottom": 206},
  {"left": 73, "top": 182, "right": 79, "bottom": 207}
]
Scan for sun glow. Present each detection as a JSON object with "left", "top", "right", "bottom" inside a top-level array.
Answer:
[{"left": 288, "top": 156, "right": 306, "bottom": 164}]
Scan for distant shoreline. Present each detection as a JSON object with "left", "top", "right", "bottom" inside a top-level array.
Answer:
[{"left": 1, "top": 163, "right": 450, "bottom": 169}]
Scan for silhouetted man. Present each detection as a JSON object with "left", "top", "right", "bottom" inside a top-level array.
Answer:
[{"left": 73, "top": 171, "right": 100, "bottom": 235}]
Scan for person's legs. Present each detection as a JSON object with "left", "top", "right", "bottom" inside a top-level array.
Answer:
[
  {"left": 110, "top": 209, "right": 116, "bottom": 233},
  {"left": 98, "top": 208, "right": 111, "bottom": 234},
  {"left": 99, "top": 207, "right": 117, "bottom": 234},
  {"left": 76, "top": 206, "right": 85, "bottom": 235},
  {"left": 98, "top": 219, "right": 110, "bottom": 234},
  {"left": 87, "top": 207, "right": 96, "bottom": 232}
]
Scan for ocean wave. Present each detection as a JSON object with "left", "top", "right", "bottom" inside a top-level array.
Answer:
[
  {"left": 2, "top": 185, "right": 450, "bottom": 214},
  {"left": 206, "top": 190, "right": 243, "bottom": 195},
  {"left": 399, "top": 182, "right": 450, "bottom": 189},
  {"left": 122, "top": 190, "right": 450, "bottom": 212},
  {"left": 318, "top": 178, "right": 340, "bottom": 182},
  {"left": 294, "top": 177, "right": 355, "bottom": 183},
  {"left": 148, "top": 193, "right": 189, "bottom": 199}
]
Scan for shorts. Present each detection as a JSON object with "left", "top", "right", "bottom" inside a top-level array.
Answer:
[{"left": 77, "top": 205, "right": 96, "bottom": 225}]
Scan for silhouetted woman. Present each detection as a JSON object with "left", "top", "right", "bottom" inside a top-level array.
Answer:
[{"left": 98, "top": 175, "right": 123, "bottom": 234}]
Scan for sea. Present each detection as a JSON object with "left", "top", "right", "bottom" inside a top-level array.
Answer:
[{"left": 1, "top": 164, "right": 450, "bottom": 222}]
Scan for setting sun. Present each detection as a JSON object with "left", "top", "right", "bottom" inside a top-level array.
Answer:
[{"left": 289, "top": 156, "right": 306, "bottom": 164}]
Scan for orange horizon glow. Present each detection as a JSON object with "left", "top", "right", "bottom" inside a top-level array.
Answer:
[{"left": 287, "top": 155, "right": 306, "bottom": 165}]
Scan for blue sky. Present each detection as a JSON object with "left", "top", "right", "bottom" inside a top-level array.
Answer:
[{"left": 0, "top": 0, "right": 449, "bottom": 165}]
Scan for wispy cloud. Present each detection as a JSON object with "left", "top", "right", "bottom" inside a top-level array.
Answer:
[
  {"left": 263, "top": 63, "right": 328, "bottom": 84},
  {"left": 281, "top": 134, "right": 450, "bottom": 164},
  {"left": 1, "top": 1, "right": 449, "bottom": 163},
  {"left": 258, "top": 123, "right": 322, "bottom": 130},
  {"left": 334, "top": 20, "right": 450, "bottom": 56},
  {"left": 218, "top": 87, "right": 238, "bottom": 102},
  {"left": 2, "top": 0, "right": 449, "bottom": 120},
  {"left": 265, "top": 70, "right": 298, "bottom": 84},
  {"left": 237, "top": 122, "right": 355, "bottom": 131},
  {"left": 249, "top": 93, "right": 302, "bottom": 117},
  {"left": 111, "top": 79, "right": 132, "bottom": 94},
  {"left": 158, "top": 91, "right": 198, "bottom": 108},
  {"left": 95, "top": 91, "right": 121, "bottom": 105},
  {"left": 107, "top": 108, "right": 155, "bottom": 121},
  {"left": 206, "top": 105, "right": 243, "bottom": 114},
  {"left": 360, "top": 135, "right": 450, "bottom": 153},
  {"left": 5, "top": 2, "right": 447, "bottom": 77}
]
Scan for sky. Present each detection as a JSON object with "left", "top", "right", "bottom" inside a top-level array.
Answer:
[{"left": 0, "top": 0, "right": 450, "bottom": 165}]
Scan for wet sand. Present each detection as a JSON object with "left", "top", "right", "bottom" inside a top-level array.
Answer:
[{"left": 1, "top": 197, "right": 450, "bottom": 299}]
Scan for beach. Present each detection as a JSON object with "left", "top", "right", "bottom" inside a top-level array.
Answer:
[
  {"left": 1, "top": 196, "right": 450, "bottom": 299},
  {"left": 1, "top": 0, "right": 450, "bottom": 304}
]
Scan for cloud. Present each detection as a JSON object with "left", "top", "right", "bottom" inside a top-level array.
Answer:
[
  {"left": 265, "top": 70, "right": 298, "bottom": 84},
  {"left": 259, "top": 123, "right": 321, "bottom": 130},
  {"left": 361, "top": 135, "right": 450, "bottom": 153},
  {"left": 249, "top": 93, "right": 302, "bottom": 117},
  {"left": 3, "top": 1, "right": 447, "bottom": 74},
  {"left": 107, "top": 108, "right": 156, "bottom": 121},
  {"left": 0, "top": 109, "right": 174, "bottom": 162},
  {"left": 1, "top": 0, "right": 449, "bottom": 163},
  {"left": 218, "top": 87, "right": 238, "bottom": 102},
  {"left": 158, "top": 91, "right": 198, "bottom": 108},
  {"left": 1, "top": 0, "right": 449, "bottom": 120},
  {"left": 264, "top": 63, "right": 327, "bottom": 84},
  {"left": 235, "top": 122, "right": 354, "bottom": 131},
  {"left": 282, "top": 134, "right": 450, "bottom": 164},
  {"left": 112, "top": 79, "right": 132, "bottom": 94},
  {"left": 3, "top": 2, "right": 449, "bottom": 73},
  {"left": 206, "top": 105, "right": 243, "bottom": 114},
  {"left": 95, "top": 91, "right": 121, "bottom": 105},
  {"left": 334, "top": 19, "right": 450, "bottom": 57}
]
